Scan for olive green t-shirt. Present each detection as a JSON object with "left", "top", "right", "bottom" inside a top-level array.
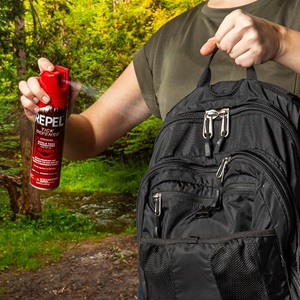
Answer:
[{"left": 133, "top": 0, "right": 300, "bottom": 119}]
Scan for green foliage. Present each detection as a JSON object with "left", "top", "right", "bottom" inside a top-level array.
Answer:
[
  {"left": 0, "top": 65, "right": 22, "bottom": 173},
  {"left": 0, "top": 194, "right": 13, "bottom": 223},
  {"left": 60, "top": 157, "right": 148, "bottom": 195},
  {"left": 0, "top": 201, "right": 98, "bottom": 271},
  {"left": 105, "top": 115, "right": 162, "bottom": 162},
  {"left": 0, "top": 93, "right": 20, "bottom": 172},
  {"left": 0, "top": 1, "right": 15, "bottom": 53},
  {"left": 124, "top": 223, "right": 137, "bottom": 235},
  {"left": 0, "top": 200, "right": 97, "bottom": 233},
  {"left": 0, "top": 28, "right": 21, "bottom": 172},
  {"left": 22, "top": 204, "right": 96, "bottom": 233}
]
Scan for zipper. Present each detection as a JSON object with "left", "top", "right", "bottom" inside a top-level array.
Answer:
[
  {"left": 137, "top": 158, "right": 219, "bottom": 239},
  {"left": 217, "top": 150, "right": 298, "bottom": 260},
  {"left": 230, "top": 102, "right": 300, "bottom": 155},
  {"left": 154, "top": 101, "right": 300, "bottom": 160},
  {"left": 217, "top": 150, "right": 295, "bottom": 226},
  {"left": 140, "top": 157, "right": 218, "bottom": 188},
  {"left": 141, "top": 228, "right": 276, "bottom": 246},
  {"left": 223, "top": 183, "right": 256, "bottom": 194}
]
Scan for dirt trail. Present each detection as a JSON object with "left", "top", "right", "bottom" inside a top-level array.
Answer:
[{"left": 0, "top": 234, "right": 139, "bottom": 300}]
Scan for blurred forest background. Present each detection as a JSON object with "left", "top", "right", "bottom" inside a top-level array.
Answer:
[
  {"left": 0, "top": 0, "right": 199, "bottom": 216},
  {"left": 0, "top": 0, "right": 206, "bottom": 279}
]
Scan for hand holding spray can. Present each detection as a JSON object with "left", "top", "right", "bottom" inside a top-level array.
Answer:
[{"left": 30, "top": 66, "right": 70, "bottom": 190}]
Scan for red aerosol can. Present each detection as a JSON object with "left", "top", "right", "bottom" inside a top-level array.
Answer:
[{"left": 30, "top": 66, "right": 70, "bottom": 190}]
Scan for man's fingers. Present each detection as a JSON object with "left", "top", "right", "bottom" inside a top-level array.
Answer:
[
  {"left": 200, "top": 38, "right": 217, "bottom": 56},
  {"left": 26, "top": 77, "right": 50, "bottom": 104},
  {"left": 19, "top": 76, "right": 50, "bottom": 104},
  {"left": 20, "top": 94, "right": 39, "bottom": 121},
  {"left": 37, "top": 57, "right": 55, "bottom": 73}
]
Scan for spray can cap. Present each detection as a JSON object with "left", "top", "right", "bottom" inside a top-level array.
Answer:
[{"left": 38, "top": 65, "right": 70, "bottom": 108}]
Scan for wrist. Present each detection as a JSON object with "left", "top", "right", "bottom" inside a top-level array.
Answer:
[
  {"left": 271, "top": 24, "right": 300, "bottom": 73},
  {"left": 272, "top": 23, "right": 288, "bottom": 63}
]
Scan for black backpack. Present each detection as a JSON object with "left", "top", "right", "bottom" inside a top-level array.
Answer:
[{"left": 137, "top": 49, "right": 300, "bottom": 300}]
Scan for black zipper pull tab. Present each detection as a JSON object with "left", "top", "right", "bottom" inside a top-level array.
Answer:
[
  {"left": 205, "top": 137, "right": 213, "bottom": 158},
  {"left": 195, "top": 189, "right": 221, "bottom": 219},
  {"left": 214, "top": 136, "right": 225, "bottom": 154},
  {"left": 214, "top": 108, "right": 230, "bottom": 154},
  {"left": 203, "top": 109, "right": 218, "bottom": 157}
]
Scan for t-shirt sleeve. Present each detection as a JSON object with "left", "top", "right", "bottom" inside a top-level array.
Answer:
[
  {"left": 133, "top": 47, "right": 161, "bottom": 118},
  {"left": 132, "top": 11, "right": 190, "bottom": 119}
]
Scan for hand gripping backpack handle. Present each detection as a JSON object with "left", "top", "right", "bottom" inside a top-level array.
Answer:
[{"left": 197, "top": 47, "right": 257, "bottom": 87}]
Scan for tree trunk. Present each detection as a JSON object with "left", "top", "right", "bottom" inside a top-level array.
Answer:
[
  {"left": 14, "top": 3, "right": 41, "bottom": 217},
  {"left": 18, "top": 111, "right": 41, "bottom": 216},
  {"left": 0, "top": 172, "right": 22, "bottom": 215}
]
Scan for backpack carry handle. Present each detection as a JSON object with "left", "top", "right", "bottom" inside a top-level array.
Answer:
[{"left": 197, "top": 47, "right": 257, "bottom": 87}]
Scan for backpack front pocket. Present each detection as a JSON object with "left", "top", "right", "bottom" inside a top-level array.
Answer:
[{"left": 140, "top": 229, "right": 290, "bottom": 300}]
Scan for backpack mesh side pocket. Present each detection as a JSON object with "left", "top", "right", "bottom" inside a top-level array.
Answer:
[
  {"left": 140, "top": 243, "right": 175, "bottom": 300},
  {"left": 210, "top": 238, "right": 269, "bottom": 300}
]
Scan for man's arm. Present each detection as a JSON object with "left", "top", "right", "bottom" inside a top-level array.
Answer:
[{"left": 63, "top": 62, "right": 151, "bottom": 160}]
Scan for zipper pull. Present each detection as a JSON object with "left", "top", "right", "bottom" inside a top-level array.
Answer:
[
  {"left": 219, "top": 108, "right": 230, "bottom": 137},
  {"left": 153, "top": 193, "right": 162, "bottom": 238},
  {"left": 214, "top": 108, "right": 230, "bottom": 154},
  {"left": 153, "top": 193, "right": 162, "bottom": 217},
  {"left": 205, "top": 138, "right": 213, "bottom": 158},
  {"left": 216, "top": 157, "right": 231, "bottom": 182},
  {"left": 214, "top": 136, "right": 225, "bottom": 154},
  {"left": 203, "top": 109, "right": 219, "bottom": 139},
  {"left": 195, "top": 189, "right": 221, "bottom": 219},
  {"left": 203, "top": 109, "right": 218, "bottom": 157}
]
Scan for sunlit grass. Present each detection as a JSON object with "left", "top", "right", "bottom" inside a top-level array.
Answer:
[
  {"left": 60, "top": 157, "right": 148, "bottom": 195},
  {"left": 0, "top": 198, "right": 100, "bottom": 271}
]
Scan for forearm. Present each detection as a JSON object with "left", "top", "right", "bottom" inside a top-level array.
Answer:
[
  {"left": 274, "top": 25, "right": 300, "bottom": 74},
  {"left": 63, "top": 114, "right": 99, "bottom": 160},
  {"left": 63, "top": 104, "right": 149, "bottom": 161},
  {"left": 63, "top": 110, "right": 137, "bottom": 161},
  {"left": 62, "top": 62, "right": 151, "bottom": 161}
]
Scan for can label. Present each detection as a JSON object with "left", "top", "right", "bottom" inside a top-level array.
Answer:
[
  {"left": 30, "top": 104, "right": 67, "bottom": 190},
  {"left": 30, "top": 65, "right": 69, "bottom": 190}
]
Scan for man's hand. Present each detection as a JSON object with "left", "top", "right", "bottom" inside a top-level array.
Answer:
[
  {"left": 19, "top": 58, "right": 82, "bottom": 122},
  {"left": 200, "top": 9, "right": 282, "bottom": 67}
]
